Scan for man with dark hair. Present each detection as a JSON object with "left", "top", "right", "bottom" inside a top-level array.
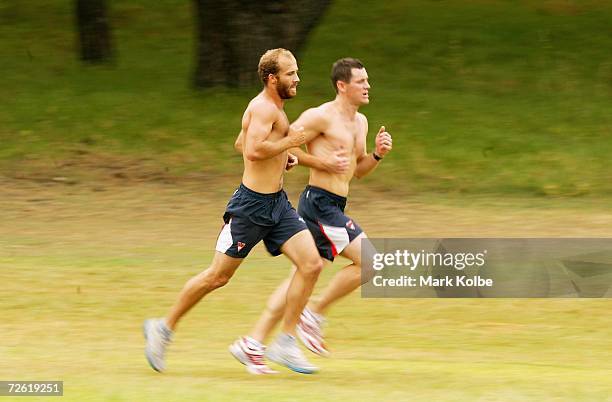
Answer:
[
  {"left": 230, "top": 57, "right": 393, "bottom": 373},
  {"left": 330, "top": 57, "right": 364, "bottom": 92},
  {"left": 144, "top": 48, "right": 322, "bottom": 375}
]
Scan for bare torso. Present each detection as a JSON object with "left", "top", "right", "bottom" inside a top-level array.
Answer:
[
  {"left": 239, "top": 94, "right": 290, "bottom": 193},
  {"left": 307, "top": 102, "right": 366, "bottom": 197}
]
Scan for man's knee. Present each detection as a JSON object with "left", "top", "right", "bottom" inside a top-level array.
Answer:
[
  {"left": 197, "top": 267, "right": 233, "bottom": 290},
  {"left": 297, "top": 257, "right": 323, "bottom": 278},
  {"left": 361, "top": 264, "right": 375, "bottom": 285},
  {"left": 211, "top": 271, "right": 232, "bottom": 289},
  {"left": 266, "top": 300, "right": 286, "bottom": 319}
]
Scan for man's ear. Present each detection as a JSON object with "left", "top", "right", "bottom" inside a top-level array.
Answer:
[{"left": 336, "top": 80, "right": 346, "bottom": 93}]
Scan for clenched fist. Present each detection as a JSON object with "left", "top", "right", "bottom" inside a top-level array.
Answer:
[
  {"left": 323, "top": 146, "right": 350, "bottom": 174},
  {"left": 375, "top": 126, "right": 392, "bottom": 158},
  {"left": 288, "top": 125, "right": 306, "bottom": 147},
  {"left": 285, "top": 152, "right": 298, "bottom": 171}
]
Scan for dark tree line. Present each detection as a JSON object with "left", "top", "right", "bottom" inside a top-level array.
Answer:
[
  {"left": 74, "top": 0, "right": 332, "bottom": 87},
  {"left": 75, "top": 0, "right": 114, "bottom": 63},
  {"left": 193, "top": 0, "right": 332, "bottom": 87}
]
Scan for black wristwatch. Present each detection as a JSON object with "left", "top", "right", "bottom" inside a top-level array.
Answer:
[{"left": 372, "top": 152, "right": 383, "bottom": 161}]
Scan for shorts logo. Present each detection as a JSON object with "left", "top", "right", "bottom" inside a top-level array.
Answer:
[
  {"left": 346, "top": 220, "right": 355, "bottom": 231},
  {"left": 298, "top": 216, "right": 305, "bottom": 223},
  {"left": 237, "top": 241, "right": 246, "bottom": 252}
]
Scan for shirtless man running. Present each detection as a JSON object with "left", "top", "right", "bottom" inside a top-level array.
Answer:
[
  {"left": 230, "top": 58, "right": 393, "bottom": 373},
  {"left": 144, "top": 48, "right": 323, "bottom": 375}
]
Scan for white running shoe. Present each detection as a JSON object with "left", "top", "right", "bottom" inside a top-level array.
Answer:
[
  {"left": 229, "top": 336, "right": 278, "bottom": 374},
  {"left": 266, "top": 333, "right": 318, "bottom": 374},
  {"left": 229, "top": 337, "right": 278, "bottom": 375},
  {"left": 297, "top": 308, "right": 330, "bottom": 357},
  {"left": 143, "top": 318, "right": 173, "bottom": 372}
]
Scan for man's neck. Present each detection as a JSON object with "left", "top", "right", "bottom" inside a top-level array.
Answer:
[
  {"left": 333, "top": 96, "right": 359, "bottom": 119},
  {"left": 263, "top": 87, "right": 284, "bottom": 108}
]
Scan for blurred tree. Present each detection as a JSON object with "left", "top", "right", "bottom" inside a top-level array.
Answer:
[
  {"left": 193, "top": 0, "right": 332, "bottom": 88},
  {"left": 75, "top": 0, "right": 114, "bottom": 63}
]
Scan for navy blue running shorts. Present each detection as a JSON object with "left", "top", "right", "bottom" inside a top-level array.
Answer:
[
  {"left": 297, "top": 185, "right": 363, "bottom": 261},
  {"left": 215, "top": 184, "right": 308, "bottom": 258}
]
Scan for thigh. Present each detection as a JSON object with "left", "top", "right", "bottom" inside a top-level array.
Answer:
[
  {"left": 263, "top": 206, "right": 308, "bottom": 256},
  {"left": 209, "top": 250, "right": 244, "bottom": 276},
  {"left": 215, "top": 215, "right": 268, "bottom": 258},
  {"left": 279, "top": 229, "right": 320, "bottom": 267},
  {"left": 315, "top": 210, "right": 364, "bottom": 261},
  {"left": 340, "top": 231, "right": 368, "bottom": 266}
]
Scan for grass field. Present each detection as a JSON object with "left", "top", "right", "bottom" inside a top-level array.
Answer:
[{"left": 2, "top": 176, "right": 612, "bottom": 401}]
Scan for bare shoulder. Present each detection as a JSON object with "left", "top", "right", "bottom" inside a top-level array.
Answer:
[
  {"left": 304, "top": 104, "right": 331, "bottom": 121},
  {"left": 247, "top": 95, "right": 279, "bottom": 122},
  {"left": 296, "top": 104, "right": 331, "bottom": 130},
  {"left": 356, "top": 111, "right": 368, "bottom": 125},
  {"left": 318, "top": 101, "right": 336, "bottom": 117},
  {"left": 357, "top": 112, "right": 369, "bottom": 133}
]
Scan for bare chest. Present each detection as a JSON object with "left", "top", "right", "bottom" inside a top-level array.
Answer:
[
  {"left": 324, "top": 119, "right": 362, "bottom": 151},
  {"left": 269, "top": 112, "right": 290, "bottom": 141}
]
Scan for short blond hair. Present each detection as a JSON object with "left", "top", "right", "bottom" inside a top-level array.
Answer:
[{"left": 258, "top": 48, "right": 294, "bottom": 84}]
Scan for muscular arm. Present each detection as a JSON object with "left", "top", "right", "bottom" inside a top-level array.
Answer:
[
  {"left": 354, "top": 156, "right": 379, "bottom": 179},
  {"left": 236, "top": 128, "right": 317, "bottom": 169},
  {"left": 354, "top": 116, "right": 381, "bottom": 179},
  {"left": 289, "top": 146, "right": 327, "bottom": 170},
  {"left": 243, "top": 103, "right": 304, "bottom": 161},
  {"left": 234, "top": 131, "right": 244, "bottom": 153},
  {"left": 288, "top": 108, "right": 334, "bottom": 170}
]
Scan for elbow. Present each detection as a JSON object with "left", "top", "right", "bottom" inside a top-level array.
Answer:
[
  {"left": 243, "top": 143, "right": 255, "bottom": 160},
  {"left": 245, "top": 143, "right": 266, "bottom": 161},
  {"left": 234, "top": 140, "right": 243, "bottom": 154},
  {"left": 245, "top": 149, "right": 261, "bottom": 161}
]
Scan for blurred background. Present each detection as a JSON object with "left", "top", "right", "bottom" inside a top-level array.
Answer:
[
  {"left": 2, "top": 1, "right": 612, "bottom": 401},
  {"left": 2, "top": 0, "right": 611, "bottom": 195}
]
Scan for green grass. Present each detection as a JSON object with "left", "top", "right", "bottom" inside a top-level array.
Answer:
[
  {"left": 5, "top": 255, "right": 612, "bottom": 401},
  {"left": 2, "top": 1, "right": 612, "bottom": 195},
  {"left": 2, "top": 182, "right": 612, "bottom": 401}
]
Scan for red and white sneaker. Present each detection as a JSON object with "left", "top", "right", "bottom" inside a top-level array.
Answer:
[
  {"left": 297, "top": 308, "right": 330, "bottom": 357},
  {"left": 229, "top": 337, "right": 278, "bottom": 375}
]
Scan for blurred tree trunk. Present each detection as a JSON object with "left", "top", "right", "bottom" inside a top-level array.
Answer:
[
  {"left": 75, "top": 0, "right": 114, "bottom": 63},
  {"left": 193, "top": 0, "right": 332, "bottom": 88}
]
